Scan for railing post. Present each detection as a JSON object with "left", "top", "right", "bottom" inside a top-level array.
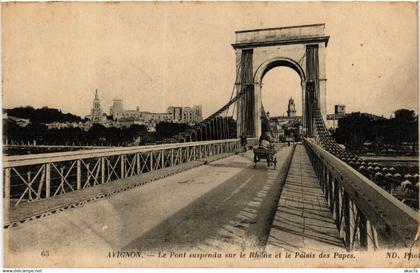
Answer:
[
  {"left": 328, "top": 172, "right": 333, "bottom": 211},
  {"left": 334, "top": 179, "right": 340, "bottom": 228},
  {"left": 46, "top": 163, "right": 51, "bottom": 198},
  {"left": 343, "top": 191, "right": 351, "bottom": 251},
  {"left": 359, "top": 212, "right": 368, "bottom": 250},
  {"left": 324, "top": 167, "right": 328, "bottom": 196},
  {"left": 319, "top": 162, "right": 323, "bottom": 187},
  {"left": 320, "top": 161, "right": 324, "bottom": 187},
  {"left": 176, "top": 148, "right": 180, "bottom": 164},
  {"left": 120, "top": 155, "right": 125, "bottom": 178},
  {"left": 171, "top": 149, "right": 174, "bottom": 166},
  {"left": 325, "top": 168, "right": 329, "bottom": 200},
  {"left": 150, "top": 152, "right": 154, "bottom": 171},
  {"left": 161, "top": 150, "right": 164, "bottom": 168},
  {"left": 4, "top": 168, "right": 10, "bottom": 212},
  {"left": 101, "top": 157, "right": 105, "bottom": 184},
  {"left": 27, "top": 171, "right": 32, "bottom": 200},
  {"left": 60, "top": 167, "right": 65, "bottom": 191},
  {"left": 77, "top": 160, "right": 81, "bottom": 190},
  {"left": 136, "top": 153, "right": 141, "bottom": 175},
  {"left": 186, "top": 147, "right": 190, "bottom": 162}
]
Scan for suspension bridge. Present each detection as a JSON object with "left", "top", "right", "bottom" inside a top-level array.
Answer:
[{"left": 3, "top": 24, "right": 419, "bottom": 263}]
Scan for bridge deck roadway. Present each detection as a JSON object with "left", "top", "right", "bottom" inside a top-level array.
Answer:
[
  {"left": 266, "top": 145, "right": 345, "bottom": 252},
  {"left": 5, "top": 144, "right": 345, "bottom": 266},
  {"left": 6, "top": 145, "right": 295, "bottom": 260}
]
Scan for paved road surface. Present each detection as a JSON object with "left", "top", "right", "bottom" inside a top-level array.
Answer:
[{"left": 6, "top": 145, "right": 293, "bottom": 258}]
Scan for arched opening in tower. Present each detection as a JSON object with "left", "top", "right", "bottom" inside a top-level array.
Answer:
[
  {"left": 261, "top": 66, "right": 302, "bottom": 117},
  {"left": 260, "top": 66, "right": 303, "bottom": 142}
]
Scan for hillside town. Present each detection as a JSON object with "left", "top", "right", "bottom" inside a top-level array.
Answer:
[
  {"left": 84, "top": 90, "right": 203, "bottom": 131},
  {"left": 14, "top": 90, "right": 203, "bottom": 132},
  {"left": 4, "top": 90, "right": 349, "bottom": 137}
]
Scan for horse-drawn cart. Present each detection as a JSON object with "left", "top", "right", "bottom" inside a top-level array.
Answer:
[{"left": 253, "top": 145, "right": 277, "bottom": 168}]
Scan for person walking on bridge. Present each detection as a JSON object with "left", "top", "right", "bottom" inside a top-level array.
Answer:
[
  {"left": 259, "top": 131, "right": 274, "bottom": 149},
  {"left": 240, "top": 133, "right": 248, "bottom": 152}
]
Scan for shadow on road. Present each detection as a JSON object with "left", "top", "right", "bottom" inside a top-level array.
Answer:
[{"left": 121, "top": 147, "right": 294, "bottom": 252}]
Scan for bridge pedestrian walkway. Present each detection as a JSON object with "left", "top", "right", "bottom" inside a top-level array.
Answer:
[
  {"left": 266, "top": 144, "right": 345, "bottom": 252},
  {"left": 5, "top": 153, "right": 232, "bottom": 227}
]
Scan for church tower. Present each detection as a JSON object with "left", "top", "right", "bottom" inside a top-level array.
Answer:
[
  {"left": 90, "top": 89, "right": 103, "bottom": 124},
  {"left": 287, "top": 97, "right": 296, "bottom": 118}
]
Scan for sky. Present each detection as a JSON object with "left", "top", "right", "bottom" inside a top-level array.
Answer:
[
  {"left": 261, "top": 67, "right": 303, "bottom": 117},
  {"left": 2, "top": 2, "right": 418, "bottom": 119}
]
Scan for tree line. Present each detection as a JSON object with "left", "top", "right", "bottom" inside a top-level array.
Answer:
[
  {"left": 5, "top": 106, "right": 82, "bottom": 123},
  {"left": 332, "top": 109, "right": 418, "bottom": 155},
  {"left": 3, "top": 106, "right": 200, "bottom": 146},
  {"left": 4, "top": 121, "right": 196, "bottom": 147}
]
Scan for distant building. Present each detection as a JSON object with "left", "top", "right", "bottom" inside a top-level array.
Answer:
[
  {"left": 193, "top": 105, "right": 203, "bottom": 122},
  {"left": 270, "top": 116, "right": 302, "bottom": 141},
  {"left": 89, "top": 98, "right": 204, "bottom": 128},
  {"left": 287, "top": 97, "right": 297, "bottom": 118},
  {"left": 110, "top": 99, "right": 123, "bottom": 119},
  {"left": 142, "top": 111, "right": 173, "bottom": 125},
  {"left": 326, "top": 107, "right": 386, "bottom": 131},
  {"left": 182, "top": 107, "right": 193, "bottom": 123},
  {"left": 110, "top": 100, "right": 174, "bottom": 128},
  {"left": 3, "top": 113, "right": 30, "bottom": 127},
  {"left": 335, "top": 104, "right": 346, "bottom": 118},
  {"left": 167, "top": 106, "right": 183, "bottom": 122},
  {"left": 46, "top": 121, "right": 90, "bottom": 131},
  {"left": 167, "top": 105, "right": 203, "bottom": 124},
  {"left": 88, "top": 90, "right": 107, "bottom": 125},
  {"left": 268, "top": 98, "right": 302, "bottom": 141},
  {"left": 326, "top": 104, "right": 346, "bottom": 130},
  {"left": 115, "top": 109, "right": 142, "bottom": 120}
]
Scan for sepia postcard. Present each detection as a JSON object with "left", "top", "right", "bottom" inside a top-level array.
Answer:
[{"left": 2, "top": 1, "right": 419, "bottom": 269}]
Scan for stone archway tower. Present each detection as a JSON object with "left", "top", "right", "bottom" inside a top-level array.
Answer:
[{"left": 232, "top": 24, "right": 329, "bottom": 138}]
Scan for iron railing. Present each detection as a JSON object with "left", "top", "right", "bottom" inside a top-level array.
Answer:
[
  {"left": 304, "top": 138, "right": 419, "bottom": 251},
  {"left": 3, "top": 139, "right": 241, "bottom": 209}
]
